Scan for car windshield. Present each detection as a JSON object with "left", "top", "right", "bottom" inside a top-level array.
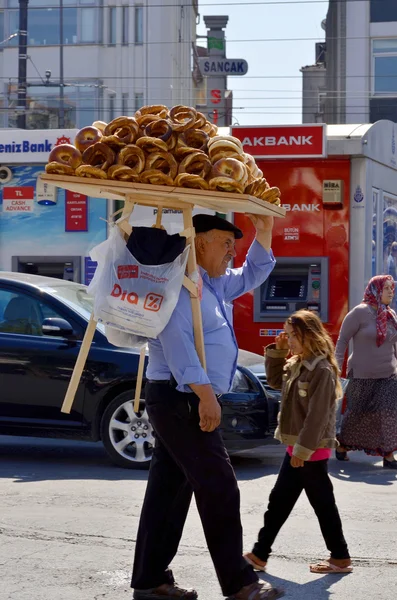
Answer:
[
  {"left": 237, "top": 349, "right": 265, "bottom": 375},
  {"left": 39, "top": 281, "right": 105, "bottom": 330}
]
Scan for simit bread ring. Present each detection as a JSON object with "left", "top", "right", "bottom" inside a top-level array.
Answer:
[
  {"left": 208, "top": 135, "right": 244, "bottom": 150},
  {"left": 182, "top": 129, "right": 209, "bottom": 152},
  {"left": 104, "top": 117, "right": 140, "bottom": 144},
  {"left": 145, "top": 151, "right": 178, "bottom": 179},
  {"left": 167, "top": 133, "right": 178, "bottom": 152},
  {"left": 139, "top": 169, "right": 174, "bottom": 186},
  {"left": 208, "top": 177, "right": 244, "bottom": 194},
  {"left": 136, "top": 136, "right": 168, "bottom": 153},
  {"left": 48, "top": 143, "right": 82, "bottom": 169},
  {"left": 136, "top": 114, "right": 162, "bottom": 129},
  {"left": 194, "top": 112, "right": 207, "bottom": 129},
  {"left": 211, "top": 158, "right": 248, "bottom": 186},
  {"left": 174, "top": 173, "right": 209, "bottom": 190},
  {"left": 45, "top": 162, "right": 75, "bottom": 176},
  {"left": 92, "top": 120, "right": 107, "bottom": 133},
  {"left": 260, "top": 186, "right": 281, "bottom": 204},
  {"left": 82, "top": 142, "right": 115, "bottom": 171},
  {"left": 145, "top": 119, "right": 173, "bottom": 142},
  {"left": 117, "top": 145, "right": 145, "bottom": 174},
  {"left": 178, "top": 151, "right": 211, "bottom": 179},
  {"left": 169, "top": 105, "right": 197, "bottom": 132},
  {"left": 75, "top": 165, "right": 108, "bottom": 179},
  {"left": 108, "top": 165, "right": 140, "bottom": 182},
  {"left": 208, "top": 139, "right": 244, "bottom": 159},
  {"left": 135, "top": 105, "right": 169, "bottom": 119},
  {"left": 74, "top": 126, "right": 103, "bottom": 153}
]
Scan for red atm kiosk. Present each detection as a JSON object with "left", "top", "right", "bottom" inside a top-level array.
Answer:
[{"left": 231, "top": 122, "right": 397, "bottom": 355}]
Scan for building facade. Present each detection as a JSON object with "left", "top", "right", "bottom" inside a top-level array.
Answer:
[
  {"left": 0, "top": 0, "right": 197, "bottom": 129},
  {"left": 324, "top": 0, "right": 397, "bottom": 124}
]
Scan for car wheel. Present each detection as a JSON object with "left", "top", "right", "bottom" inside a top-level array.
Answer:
[{"left": 100, "top": 390, "right": 154, "bottom": 469}]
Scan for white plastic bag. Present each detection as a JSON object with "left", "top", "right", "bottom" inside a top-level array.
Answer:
[{"left": 88, "top": 226, "right": 189, "bottom": 340}]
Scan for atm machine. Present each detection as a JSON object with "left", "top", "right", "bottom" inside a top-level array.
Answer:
[{"left": 254, "top": 257, "right": 329, "bottom": 323}]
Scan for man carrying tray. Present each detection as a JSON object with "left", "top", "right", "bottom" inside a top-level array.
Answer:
[{"left": 131, "top": 213, "right": 283, "bottom": 600}]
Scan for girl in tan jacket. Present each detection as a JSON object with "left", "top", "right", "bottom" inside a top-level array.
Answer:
[{"left": 245, "top": 310, "right": 352, "bottom": 575}]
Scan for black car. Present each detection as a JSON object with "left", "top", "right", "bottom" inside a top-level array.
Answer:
[{"left": 0, "top": 273, "right": 280, "bottom": 468}]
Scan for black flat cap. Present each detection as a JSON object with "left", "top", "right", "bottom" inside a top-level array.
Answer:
[{"left": 193, "top": 214, "right": 243, "bottom": 239}]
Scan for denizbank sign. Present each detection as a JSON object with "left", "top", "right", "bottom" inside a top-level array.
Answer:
[{"left": 0, "top": 129, "right": 79, "bottom": 163}]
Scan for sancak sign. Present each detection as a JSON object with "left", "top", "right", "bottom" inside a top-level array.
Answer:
[
  {"left": 198, "top": 58, "right": 248, "bottom": 76},
  {"left": 231, "top": 125, "right": 327, "bottom": 158},
  {"left": 0, "top": 129, "right": 79, "bottom": 163}
]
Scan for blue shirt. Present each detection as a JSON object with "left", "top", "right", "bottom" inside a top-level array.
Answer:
[{"left": 146, "top": 240, "right": 276, "bottom": 395}]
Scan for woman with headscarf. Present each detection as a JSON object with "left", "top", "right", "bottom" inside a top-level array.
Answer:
[{"left": 335, "top": 275, "right": 397, "bottom": 468}]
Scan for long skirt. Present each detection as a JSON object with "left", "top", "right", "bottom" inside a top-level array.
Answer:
[{"left": 338, "top": 373, "right": 397, "bottom": 457}]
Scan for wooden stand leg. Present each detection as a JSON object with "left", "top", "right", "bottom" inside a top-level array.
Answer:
[
  {"left": 133, "top": 345, "right": 147, "bottom": 413},
  {"left": 61, "top": 313, "right": 98, "bottom": 414},
  {"left": 183, "top": 208, "right": 206, "bottom": 370}
]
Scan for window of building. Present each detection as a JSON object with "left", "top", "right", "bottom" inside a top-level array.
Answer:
[
  {"left": 371, "top": 1, "right": 397, "bottom": 23},
  {"left": 134, "top": 5, "right": 143, "bottom": 45},
  {"left": 122, "top": 5, "right": 128, "bottom": 45},
  {"left": 7, "top": 6, "right": 99, "bottom": 45},
  {"left": 134, "top": 92, "right": 144, "bottom": 112},
  {"left": 109, "top": 6, "right": 116, "bottom": 45},
  {"left": 122, "top": 93, "right": 128, "bottom": 115},
  {"left": 373, "top": 39, "right": 397, "bottom": 94},
  {"left": 109, "top": 94, "right": 116, "bottom": 120},
  {"left": 6, "top": 81, "right": 100, "bottom": 128},
  {"left": 81, "top": 7, "right": 96, "bottom": 43},
  {"left": 0, "top": 11, "right": 4, "bottom": 45}
]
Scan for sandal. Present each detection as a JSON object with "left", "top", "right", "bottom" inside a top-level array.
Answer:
[
  {"left": 227, "top": 581, "right": 284, "bottom": 600},
  {"left": 310, "top": 560, "right": 353, "bottom": 574},
  {"left": 244, "top": 553, "right": 267, "bottom": 572},
  {"left": 133, "top": 583, "right": 198, "bottom": 599},
  {"left": 335, "top": 449, "right": 349, "bottom": 461}
]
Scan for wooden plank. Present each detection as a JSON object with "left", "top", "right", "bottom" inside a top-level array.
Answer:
[
  {"left": 183, "top": 208, "right": 206, "bottom": 370},
  {"left": 61, "top": 314, "right": 98, "bottom": 414},
  {"left": 134, "top": 345, "right": 147, "bottom": 413},
  {"left": 40, "top": 174, "right": 286, "bottom": 218}
]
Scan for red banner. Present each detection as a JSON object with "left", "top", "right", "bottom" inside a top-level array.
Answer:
[
  {"left": 3, "top": 186, "right": 35, "bottom": 212},
  {"left": 65, "top": 191, "right": 88, "bottom": 232},
  {"left": 231, "top": 125, "right": 326, "bottom": 158}
]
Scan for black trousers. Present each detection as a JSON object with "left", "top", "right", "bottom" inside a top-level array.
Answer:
[
  {"left": 252, "top": 453, "right": 350, "bottom": 562},
  {"left": 131, "top": 382, "right": 257, "bottom": 597}
]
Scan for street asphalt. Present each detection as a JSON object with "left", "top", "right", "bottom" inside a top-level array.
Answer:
[{"left": 0, "top": 436, "right": 396, "bottom": 600}]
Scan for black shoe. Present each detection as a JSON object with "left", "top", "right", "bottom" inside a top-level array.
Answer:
[
  {"left": 133, "top": 583, "right": 198, "bottom": 599},
  {"left": 383, "top": 458, "right": 397, "bottom": 469},
  {"left": 335, "top": 449, "right": 349, "bottom": 461}
]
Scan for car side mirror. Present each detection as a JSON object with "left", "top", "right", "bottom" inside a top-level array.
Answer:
[{"left": 42, "top": 317, "right": 74, "bottom": 337}]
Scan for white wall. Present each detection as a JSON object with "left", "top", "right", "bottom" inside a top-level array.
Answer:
[{"left": 345, "top": 0, "right": 370, "bottom": 123}]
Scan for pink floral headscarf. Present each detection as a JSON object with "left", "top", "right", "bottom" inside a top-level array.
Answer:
[{"left": 363, "top": 275, "right": 397, "bottom": 346}]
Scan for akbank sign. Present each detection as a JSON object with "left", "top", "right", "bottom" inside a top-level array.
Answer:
[{"left": 0, "top": 129, "right": 79, "bottom": 163}]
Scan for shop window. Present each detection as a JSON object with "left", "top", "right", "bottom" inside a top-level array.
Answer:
[
  {"left": 134, "top": 5, "right": 143, "bottom": 45},
  {"left": 382, "top": 194, "right": 397, "bottom": 312},
  {"left": 109, "top": 6, "right": 116, "bottom": 45},
  {"left": 373, "top": 39, "right": 397, "bottom": 94},
  {"left": 122, "top": 5, "right": 128, "bottom": 45},
  {"left": 372, "top": 189, "right": 379, "bottom": 278}
]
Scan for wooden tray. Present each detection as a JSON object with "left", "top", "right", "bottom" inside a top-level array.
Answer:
[{"left": 40, "top": 174, "right": 286, "bottom": 218}]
